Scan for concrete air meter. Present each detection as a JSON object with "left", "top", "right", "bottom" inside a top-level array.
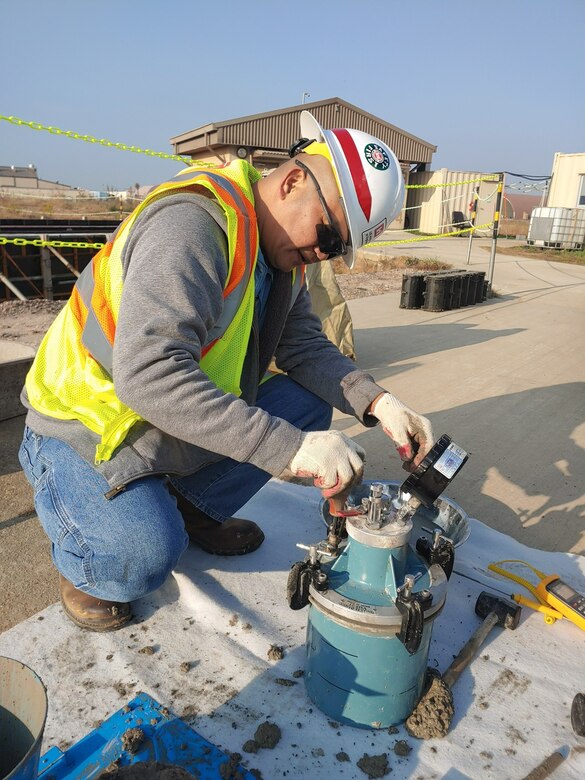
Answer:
[{"left": 288, "top": 434, "right": 468, "bottom": 728}]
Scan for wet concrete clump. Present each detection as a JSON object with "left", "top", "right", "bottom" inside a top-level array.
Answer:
[
  {"left": 243, "top": 721, "right": 281, "bottom": 753},
  {"left": 393, "top": 739, "right": 412, "bottom": 757},
  {"left": 219, "top": 752, "right": 245, "bottom": 779},
  {"left": 267, "top": 645, "right": 284, "bottom": 661},
  {"left": 356, "top": 752, "right": 391, "bottom": 778},
  {"left": 274, "top": 678, "right": 296, "bottom": 687},
  {"left": 121, "top": 727, "right": 145, "bottom": 754},
  {"left": 405, "top": 673, "right": 454, "bottom": 739}
]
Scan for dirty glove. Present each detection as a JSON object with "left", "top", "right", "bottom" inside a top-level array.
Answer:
[
  {"left": 288, "top": 431, "right": 366, "bottom": 498},
  {"left": 370, "top": 393, "right": 434, "bottom": 472}
]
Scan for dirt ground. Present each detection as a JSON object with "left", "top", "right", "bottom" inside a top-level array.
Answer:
[
  {"left": 0, "top": 270, "right": 407, "bottom": 346},
  {"left": 0, "top": 299, "right": 66, "bottom": 349}
]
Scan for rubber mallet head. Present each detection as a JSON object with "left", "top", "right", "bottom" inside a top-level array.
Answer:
[{"left": 475, "top": 591, "right": 521, "bottom": 630}]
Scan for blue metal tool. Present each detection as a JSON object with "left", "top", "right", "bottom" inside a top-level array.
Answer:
[{"left": 37, "top": 692, "right": 257, "bottom": 779}]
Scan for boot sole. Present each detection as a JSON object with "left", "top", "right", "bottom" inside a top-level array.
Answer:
[{"left": 60, "top": 597, "right": 133, "bottom": 632}]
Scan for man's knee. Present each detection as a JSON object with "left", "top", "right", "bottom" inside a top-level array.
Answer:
[{"left": 98, "top": 525, "right": 188, "bottom": 602}]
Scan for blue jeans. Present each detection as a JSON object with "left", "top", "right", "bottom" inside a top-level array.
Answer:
[{"left": 19, "top": 375, "right": 332, "bottom": 602}]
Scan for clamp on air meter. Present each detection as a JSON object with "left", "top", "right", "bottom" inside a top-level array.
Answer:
[{"left": 488, "top": 560, "right": 585, "bottom": 631}]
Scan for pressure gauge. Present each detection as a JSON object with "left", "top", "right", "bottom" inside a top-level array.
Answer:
[
  {"left": 400, "top": 434, "right": 468, "bottom": 508},
  {"left": 236, "top": 147, "right": 248, "bottom": 159}
]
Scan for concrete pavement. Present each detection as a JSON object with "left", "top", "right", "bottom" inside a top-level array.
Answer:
[
  {"left": 347, "top": 233, "right": 585, "bottom": 555},
  {"left": 1, "top": 234, "right": 584, "bottom": 631}
]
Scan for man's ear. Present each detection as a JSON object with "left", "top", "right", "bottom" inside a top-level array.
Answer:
[{"left": 280, "top": 165, "right": 305, "bottom": 200}]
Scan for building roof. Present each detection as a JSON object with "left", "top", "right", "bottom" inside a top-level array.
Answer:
[
  {"left": 170, "top": 97, "right": 436, "bottom": 165},
  {"left": 0, "top": 165, "right": 38, "bottom": 179}
]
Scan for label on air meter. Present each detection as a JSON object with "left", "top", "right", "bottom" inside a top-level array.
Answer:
[{"left": 434, "top": 442, "right": 468, "bottom": 479}]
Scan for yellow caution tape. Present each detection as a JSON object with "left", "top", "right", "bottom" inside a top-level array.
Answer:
[
  {"left": 366, "top": 222, "right": 493, "bottom": 247},
  {"left": 0, "top": 236, "right": 105, "bottom": 249},
  {"left": 1, "top": 221, "right": 494, "bottom": 252},
  {"left": 406, "top": 177, "right": 499, "bottom": 190},
  {"left": 0, "top": 114, "right": 215, "bottom": 168}
]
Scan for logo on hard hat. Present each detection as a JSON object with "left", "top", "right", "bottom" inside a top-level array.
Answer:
[{"left": 364, "top": 143, "right": 390, "bottom": 171}]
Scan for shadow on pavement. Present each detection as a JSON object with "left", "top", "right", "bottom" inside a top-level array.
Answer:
[{"left": 352, "top": 382, "right": 585, "bottom": 554}]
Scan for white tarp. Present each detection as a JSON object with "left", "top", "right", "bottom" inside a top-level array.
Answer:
[{"left": 1, "top": 480, "right": 583, "bottom": 779}]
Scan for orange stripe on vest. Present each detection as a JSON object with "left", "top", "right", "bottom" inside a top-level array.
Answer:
[{"left": 91, "top": 248, "right": 117, "bottom": 346}]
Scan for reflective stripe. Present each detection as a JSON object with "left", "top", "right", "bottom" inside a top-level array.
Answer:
[
  {"left": 74, "top": 260, "right": 95, "bottom": 308},
  {"left": 199, "top": 172, "right": 256, "bottom": 348},
  {"left": 203, "top": 172, "right": 255, "bottom": 295},
  {"left": 75, "top": 252, "right": 116, "bottom": 373},
  {"left": 82, "top": 307, "right": 115, "bottom": 375}
]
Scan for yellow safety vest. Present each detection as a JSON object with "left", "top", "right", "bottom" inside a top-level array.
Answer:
[{"left": 26, "top": 161, "right": 303, "bottom": 464}]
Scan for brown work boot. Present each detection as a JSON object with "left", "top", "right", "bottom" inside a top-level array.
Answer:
[
  {"left": 59, "top": 575, "right": 132, "bottom": 632},
  {"left": 170, "top": 486, "right": 265, "bottom": 556}
]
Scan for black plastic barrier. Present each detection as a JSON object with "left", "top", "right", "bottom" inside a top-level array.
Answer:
[{"left": 400, "top": 271, "right": 486, "bottom": 312}]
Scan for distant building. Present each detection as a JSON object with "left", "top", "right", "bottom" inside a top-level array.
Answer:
[
  {"left": 546, "top": 152, "right": 585, "bottom": 208},
  {"left": 0, "top": 164, "right": 76, "bottom": 195},
  {"left": 502, "top": 193, "right": 541, "bottom": 220}
]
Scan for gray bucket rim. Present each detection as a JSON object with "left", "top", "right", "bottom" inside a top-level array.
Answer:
[{"left": 0, "top": 655, "right": 48, "bottom": 780}]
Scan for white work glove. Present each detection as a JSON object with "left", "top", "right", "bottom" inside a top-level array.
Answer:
[
  {"left": 288, "top": 430, "right": 366, "bottom": 498},
  {"left": 370, "top": 393, "right": 434, "bottom": 471}
]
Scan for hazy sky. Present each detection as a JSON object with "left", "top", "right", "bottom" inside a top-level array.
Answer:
[{"left": 2, "top": 0, "right": 582, "bottom": 192}]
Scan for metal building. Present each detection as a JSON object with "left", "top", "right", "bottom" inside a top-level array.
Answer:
[
  {"left": 546, "top": 152, "right": 585, "bottom": 208},
  {"left": 0, "top": 165, "right": 74, "bottom": 195},
  {"left": 169, "top": 98, "right": 436, "bottom": 228},
  {"left": 406, "top": 168, "right": 500, "bottom": 236}
]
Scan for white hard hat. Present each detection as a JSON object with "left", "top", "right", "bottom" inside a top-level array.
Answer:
[{"left": 299, "top": 110, "right": 405, "bottom": 269}]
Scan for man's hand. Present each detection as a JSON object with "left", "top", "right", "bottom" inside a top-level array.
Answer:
[
  {"left": 369, "top": 393, "right": 434, "bottom": 472},
  {"left": 288, "top": 430, "right": 365, "bottom": 497}
]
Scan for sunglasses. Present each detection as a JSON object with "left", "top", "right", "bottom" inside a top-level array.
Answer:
[{"left": 295, "top": 160, "right": 348, "bottom": 259}]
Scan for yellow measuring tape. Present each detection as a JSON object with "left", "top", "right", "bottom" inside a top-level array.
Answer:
[{"left": 488, "top": 560, "right": 564, "bottom": 624}]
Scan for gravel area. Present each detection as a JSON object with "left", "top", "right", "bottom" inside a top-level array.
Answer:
[
  {"left": 335, "top": 269, "right": 404, "bottom": 300},
  {"left": 0, "top": 270, "right": 407, "bottom": 349}
]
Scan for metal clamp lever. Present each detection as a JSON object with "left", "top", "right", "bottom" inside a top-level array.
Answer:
[
  {"left": 395, "top": 575, "right": 433, "bottom": 655},
  {"left": 416, "top": 528, "right": 455, "bottom": 580}
]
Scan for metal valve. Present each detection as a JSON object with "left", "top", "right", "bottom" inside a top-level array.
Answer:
[{"left": 365, "top": 483, "right": 385, "bottom": 529}]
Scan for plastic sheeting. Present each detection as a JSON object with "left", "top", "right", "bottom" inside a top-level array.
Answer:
[
  {"left": 305, "top": 262, "right": 356, "bottom": 360},
  {"left": 0, "top": 479, "right": 583, "bottom": 779}
]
